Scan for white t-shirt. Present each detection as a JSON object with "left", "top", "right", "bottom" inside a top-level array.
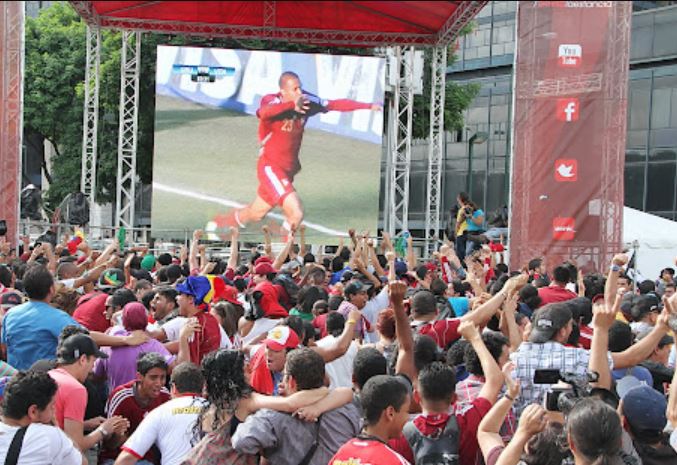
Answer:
[
  {"left": 315, "top": 335, "right": 359, "bottom": 389},
  {"left": 0, "top": 422, "right": 82, "bottom": 465},
  {"left": 123, "top": 395, "right": 206, "bottom": 465},
  {"left": 57, "top": 278, "right": 84, "bottom": 294},
  {"left": 361, "top": 286, "right": 390, "bottom": 344},
  {"left": 161, "top": 316, "right": 232, "bottom": 349}
]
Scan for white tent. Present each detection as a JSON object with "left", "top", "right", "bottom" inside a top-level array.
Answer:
[{"left": 623, "top": 206, "right": 677, "bottom": 279}]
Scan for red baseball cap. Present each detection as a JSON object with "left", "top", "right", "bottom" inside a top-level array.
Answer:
[
  {"left": 254, "top": 262, "right": 277, "bottom": 275},
  {"left": 254, "top": 256, "right": 273, "bottom": 266},
  {"left": 263, "top": 326, "right": 300, "bottom": 351},
  {"left": 221, "top": 285, "right": 241, "bottom": 306}
]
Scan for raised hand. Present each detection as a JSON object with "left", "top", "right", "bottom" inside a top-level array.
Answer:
[
  {"left": 458, "top": 320, "right": 481, "bottom": 342},
  {"left": 388, "top": 281, "right": 407, "bottom": 305},
  {"left": 517, "top": 404, "right": 547, "bottom": 435}
]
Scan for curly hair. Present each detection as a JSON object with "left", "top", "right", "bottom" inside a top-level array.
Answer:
[{"left": 194, "top": 349, "right": 252, "bottom": 440}]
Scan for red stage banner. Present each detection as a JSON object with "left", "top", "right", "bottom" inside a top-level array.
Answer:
[{"left": 509, "top": 1, "right": 631, "bottom": 273}]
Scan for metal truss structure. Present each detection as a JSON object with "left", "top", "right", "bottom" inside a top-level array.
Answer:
[
  {"left": 0, "top": 2, "right": 24, "bottom": 245},
  {"left": 384, "top": 46, "right": 415, "bottom": 237},
  {"left": 80, "top": 26, "right": 101, "bottom": 225},
  {"left": 424, "top": 46, "right": 448, "bottom": 257},
  {"left": 115, "top": 31, "right": 141, "bottom": 231}
]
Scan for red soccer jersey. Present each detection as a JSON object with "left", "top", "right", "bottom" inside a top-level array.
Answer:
[
  {"left": 537, "top": 285, "right": 577, "bottom": 307},
  {"left": 101, "top": 380, "right": 170, "bottom": 462},
  {"left": 188, "top": 311, "right": 222, "bottom": 365},
  {"left": 414, "top": 318, "right": 462, "bottom": 349},
  {"left": 257, "top": 93, "right": 372, "bottom": 175},
  {"left": 579, "top": 324, "right": 593, "bottom": 349},
  {"left": 330, "top": 437, "right": 411, "bottom": 465},
  {"left": 73, "top": 292, "right": 110, "bottom": 333}
]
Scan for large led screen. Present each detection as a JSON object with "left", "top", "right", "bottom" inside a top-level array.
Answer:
[{"left": 151, "top": 45, "right": 385, "bottom": 241}]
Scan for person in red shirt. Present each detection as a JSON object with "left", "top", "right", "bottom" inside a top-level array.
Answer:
[
  {"left": 208, "top": 71, "right": 382, "bottom": 234},
  {"left": 100, "top": 352, "right": 171, "bottom": 464},
  {"left": 330, "top": 375, "right": 412, "bottom": 465},
  {"left": 537, "top": 265, "right": 577, "bottom": 307},
  {"left": 72, "top": 268, "right": 126, "bottom": 332},
  {"left": 175, "top": 276, "right": 222, "bottom": 365},
  {"left": 388, "top": 321, "right": 504, "bottom": 465}
]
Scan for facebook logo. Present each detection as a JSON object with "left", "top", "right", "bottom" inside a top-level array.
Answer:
[{"left": 556, "top": 98, "right": 579, "bottom": 122}]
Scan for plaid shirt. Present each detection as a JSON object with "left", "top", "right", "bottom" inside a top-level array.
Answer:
[
  {"left": 455, "top": 375, "right": 517, "bottom": 447},
  {"left": 510, "top": 341, "right": 613, "bottom": 417}
]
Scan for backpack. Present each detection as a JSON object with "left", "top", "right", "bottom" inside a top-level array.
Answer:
[
  {"left": 402, "top": 416, "right": 460, "bottom": 465},
  {"left": 273, "top": 273, "right": 300, "bottom": 309}
]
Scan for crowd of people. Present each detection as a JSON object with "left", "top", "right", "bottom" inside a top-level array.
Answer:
[{"left": 0, "top": 216, "right": 676, "bottom": 465}]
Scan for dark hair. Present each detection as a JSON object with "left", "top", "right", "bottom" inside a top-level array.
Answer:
[
  {"left": 196, "top": 349, "right": 252, "bottom": 437},
  {"left": 464, "top": 332, "right": 508, "bottom": 377},
  {"left": 666, "top": 282, "right": 677, "bottom": 291},
  {"left": 171, "top": 362, "right": 204, "bottom": 394},
  {"left": 2, "top": 371, "right": 58, "bottom": 420},
  {"left": 22, "top": 265, "right": 54, "bottom": 300},
  {"left": 528, "top": 258, "right": 543, "bottom": 272},
  {"left": 326, "top": 311, "right": 346, "bottom": 337},
  {"left": 0, "top": 265, "right": 13, "bottom": 288},
  {"left": 165, "top": 264, "right": 183, "bottom": 284},
  {"left": 302, "top": 320, "right": 316, "bottom": 345},
  {"left": 156, "top": 286, "right": 178, "bottom": 303},
  {"left": 112, "top": 287, "right": 137, "bottom": 309},
  {"left": 660, "top": 267, "right": 675, "bottom": 278},
  {"left": 582, "top": 273, "right": 606, "bottom": 301},
  {"left": 313, "top": 299, "right": 328, "bottom": 315},
  {"left": 134, "top": 279, "right": 152, "bottom": 293},
  {"left": 429, "top": 278, "right": 447, "bottom": 297},
  {"left": 361, "top": 375, "right": 410, "bottom": 426},
  {"left": 446, "top": 339, "right": 469, "bottom": 367},
  {"left": 450, "top": 279, "right": 465, "bottom": 296},
  {"left": 490, "top": 274, "right": 510, "bottom": 295},
  {"left": 638, "top": 280, "right": 656, "bottom": 295},
  {"left": 156, "top": 266, "right": 168, "bottom": 283},
  {"left": 211, "top": 301, "right": 244, "bottom": 338},
  {"left": 521, "top": 422, "right": 567, "bottom": 465},
  {"left": 494, "top": 263, "right": 509, "bottom": 277},
  {"left": 519, "top": 284, "right": 542, "bottom": 311},
  {"left": 568, "top": 297, "right": 593, "bottom": 326},
  {"left": 141, "top": 289, "right": 156, "bottom": 311},
  {"left": 553, "top": 265, "right": 570, "bottom": 284},
  {"left": 532, "top": 278, "right": 548, "bottom": 288},
  {"left": 608, "top": 320, "right": 633, "bottom": 352},
  {"left": 298, "top": 286, "right": 327, "bottom": 314},
  {"left": 339, "top": 247, "right": 351, "bottom": 262},
  {"left": 418, "top": 361, "right": 456, "bottom": 403},
  {"left": 567, "top": 399, "right": 623, "bottom": 465},
  {"left": 353, "top": 347, "right": 387, "bottom": 390},
  {"left": 331, "top": 256, "right": 344, "bottom": 273},
  {"left": 283, "top": 316, "right": 305, "bottom": 343},
  {"left": 303, "top": 253, "right": 315, "bottom": 264},
  {"left": 286, "top": 348, "right": 325, "bottom": 390},
  {"left": 414, "top": 335, "right": 440, "bottom": 372},
  {"left": 137, "top": 352, "right": 168, "bottom": 376},
  {"left": 58, "top": 324, "right": 89, "bottom": 345},
  {"left": 411, "top": 290, "right": 437, "bottom": 316},
  {"left": 328, "top": 295, "right": 344, "bottom": 311}
]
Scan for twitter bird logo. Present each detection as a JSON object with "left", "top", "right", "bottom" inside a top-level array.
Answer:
[{"left": 554, "top": 159, "right": 577, "bottom": 182}]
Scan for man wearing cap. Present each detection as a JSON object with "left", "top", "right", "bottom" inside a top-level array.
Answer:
[
  {"left": 174, "top": 275, "right": 221, "bottom": 364},
  {"left": 338, "top": 280, "right": 372, "bottom": 340},
  {"left": 621, "top": 385, "right": 677, "bottom": 464},
  {"left": 1, "top": 265, "right": 80, "bottom": 370},
  {"left": 49, "top": 333, "right": 129, "bottom": 452},
  {"left": 233, "top": 348, "right": 361, "bottom": 465},
  {"left": 511, "top": 300, "right": 672, "bottom": 417}
]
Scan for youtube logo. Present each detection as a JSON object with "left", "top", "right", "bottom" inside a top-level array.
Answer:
[
  {"left": 557, "top": 98, "right": 579, "bottom": 122},
  {"left": 558, "top": 44, "right": 582, "bottom": 68},
  {"left": 554, "top": 159, "right": 578, "bottom": 182},
  {"left": 553, "top": 217, "right": 576, "bottom": 241}
]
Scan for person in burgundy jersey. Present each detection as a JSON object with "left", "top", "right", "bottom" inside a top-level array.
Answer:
[{"left": 208, "top": 71, "right": 382, "bottom": 235}]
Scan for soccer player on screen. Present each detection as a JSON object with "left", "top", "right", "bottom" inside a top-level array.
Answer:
[{"left": 207, "top": 71, "right": 382, "bottom": 236}]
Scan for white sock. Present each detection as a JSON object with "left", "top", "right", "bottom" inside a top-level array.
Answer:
[{"left": 235, "top": 210, "right": 246, "bottom": 229}]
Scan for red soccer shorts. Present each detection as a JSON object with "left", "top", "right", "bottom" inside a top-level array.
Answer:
[{"left": 257, "top": 161, "right": 296, "bottom": 207}]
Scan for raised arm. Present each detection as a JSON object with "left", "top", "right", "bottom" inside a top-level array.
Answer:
[
  {"left": 478, "top": 363, "right": 520, "bottom": 463},
  {"left": 367, "top": 238, "right": 385, "bottom": 277},
  {"left": 256, "top": 96, "right": 295, "bottom": 120},
  {"left": 495, "top": 404, "right": 547, "bottom": 465},
  {"left": 227, "top": 228, "right": 240, "bottom": 271},
  {"left": 189, "top": 229, "right": 201, "bottom": 274},
  {"left": 262, "top": 225, "right": 274, "bottom": 259},
  {"left": 406, "top": 234, "right": 416, "bottom": 271},
  {"left": 312, "top": 309, "right": 360, "bottom": 363},
  {"left": 273, "top": 231, "right": 295, "bottom": 271},
  {"left": 605, "top": 253, "right": 628, "bottom": 307},
  {"left": 462, "top": 274, "right": 527, "bottom": 328},
  {"left": 299, "top": 224, "right": 307, "bottom": 256},
  {"left": 391, "top": 281, "right": 416, "bottom": 382},
  {"left": 500, "top": 292, "right": 522, "bottom": 352},
  {"left": 589, "top": 298, "right": 617, "bottom": 390},
  {"left": 612, "top": 309, "right": 670, "bottom": 369}
]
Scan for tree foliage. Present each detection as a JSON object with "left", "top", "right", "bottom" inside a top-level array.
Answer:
[{"left": 24, "top": 3, "right": 478, "bottom": 212}]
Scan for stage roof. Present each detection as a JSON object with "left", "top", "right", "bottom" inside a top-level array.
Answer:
[{"left": 69, "top": 1, "right": 487, "bottom": 47}]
